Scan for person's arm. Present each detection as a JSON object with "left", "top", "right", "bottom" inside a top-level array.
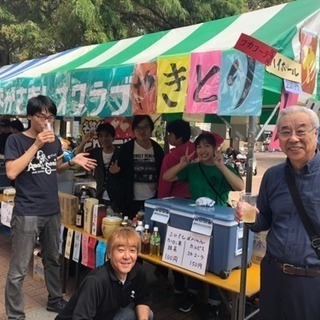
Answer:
[
  {"left": 213, "top": 150, "right": 244, "bottom": 191},
  {"left": 5, "top": 130, "right": 53, "bottom": 180},
  {"left": 163, "top": 148, "right": 195, "bottom": 182},
  {"left": 135, "top": 304, "right": 151, "bottom": 320},
  {"left": 56, "top": 152, "right": 97, "bottom": 173},
  {"left": 74, "top": 132, "right": 93, "bottom": 155}
]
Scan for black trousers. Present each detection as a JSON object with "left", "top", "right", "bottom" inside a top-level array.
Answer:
[{"left": 260, "top": 256, "right": 320, "bottom": 320}]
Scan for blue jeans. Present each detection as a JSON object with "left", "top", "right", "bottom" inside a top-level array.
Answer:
[
  {"left": 5, "top": 214, "right": 62, "bottom": 320},
  {"left": 113, "top": 303, "right": 154, "bottom": 320}
]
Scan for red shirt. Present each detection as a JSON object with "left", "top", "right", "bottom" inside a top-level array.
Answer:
[{"left": 158, "top": 141, "right": 195, "bottom": 198}]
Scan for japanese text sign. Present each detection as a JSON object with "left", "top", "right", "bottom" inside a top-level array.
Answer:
[
  {"left": 266, "top": 53, "right": 301, "bottom": 83},
  {"left": 156, "top": 54, "right": 190, "bottom": 114},
  {"left": 219, "top": 49, "right": 264, "bottom": 116},
  {"left": 162, "top": 226, "right": 210, "bottom": 275},
  {"left": 235, "top": 33, "right": 277, "bottom": 66},
  {"left": 186, "top": 51, "right": 221, "bottom": 114},
  {"left": 131, "top": 62, "right": 157, "bottom": 115}
]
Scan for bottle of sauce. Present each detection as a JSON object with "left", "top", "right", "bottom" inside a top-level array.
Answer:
[
  {"left": 150, "top": 226, "right": 161, "bottom": 256},
  {"left": 75, "top": 203, "right": 84, "bottom": 228},
  {"left": 141, "top": 224, "right": 151, "bottom": 254}
]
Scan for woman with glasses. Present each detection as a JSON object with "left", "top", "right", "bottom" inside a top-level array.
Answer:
[{"left": 111, "top": 115, "right": 164, "bottom": 219}]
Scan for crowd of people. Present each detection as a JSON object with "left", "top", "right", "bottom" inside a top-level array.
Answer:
[{"left": 3, "top": 94, "right": 319, "bottom": 320}]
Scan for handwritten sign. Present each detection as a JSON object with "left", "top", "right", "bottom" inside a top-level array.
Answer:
[
  {"left": 284, "top": 80, "right": 302, "bottom": 94},
  {"left": 266, "top": 53, "right": 301, "bottom": 83},
  {"left": 72, "top": 231, "right": 82, "bottom": 263},
  {"left": 234, "top": 33, "right": 277, "bottom": 66},
  {"left": 64, "top": 228, "right": 74, "bottom": 259},
  {"left": 162, "top": 226, "right": 211, "bottom": 275},
  {"left": 0, "top": 201, "right": 13, "bottom": 227}
]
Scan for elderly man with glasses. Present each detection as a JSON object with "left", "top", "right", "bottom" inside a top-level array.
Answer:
[{"left": 235, "top": 106, "right": 320, "bottom": 320}]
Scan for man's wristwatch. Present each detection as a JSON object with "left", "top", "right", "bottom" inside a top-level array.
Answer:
[{"left": 68, "top": 159, "right": 75, "bottom": 167}]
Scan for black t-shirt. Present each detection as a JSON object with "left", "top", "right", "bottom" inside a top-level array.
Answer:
[{"left": 4, "top": 132, "right": 63, "bottom": 216}]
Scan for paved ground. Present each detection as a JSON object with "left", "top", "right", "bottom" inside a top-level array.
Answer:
[{"left": 0, "top": 151, "right": 286, "bottom": 320}]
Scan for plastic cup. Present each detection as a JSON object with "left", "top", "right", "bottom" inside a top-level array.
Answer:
[
  {"left": 240, "top": 192, "right": 257, "bottom": 223},
  {"left": 43, "top": 122, "right": 55, "bottom": 143}
]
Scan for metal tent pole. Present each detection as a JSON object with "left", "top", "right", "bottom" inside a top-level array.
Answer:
[{"left": 238, "top": 116, "right": 256, "bottom": 320}]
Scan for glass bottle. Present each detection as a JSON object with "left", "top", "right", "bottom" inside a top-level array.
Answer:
[{"left": 75, "top": 203, "right": 84, "bottom": 228}]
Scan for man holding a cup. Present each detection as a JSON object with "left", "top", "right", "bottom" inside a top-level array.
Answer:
[
  {"left": 4, "top": 95, "right": 97, "bottom": 319},
  {"left": 236, "top": 106, "right": 320, "bottom": 320}
]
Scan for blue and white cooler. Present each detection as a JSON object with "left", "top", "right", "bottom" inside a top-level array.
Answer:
[{"left": 144, "top": 197, "right": 254, "bottom": 278}]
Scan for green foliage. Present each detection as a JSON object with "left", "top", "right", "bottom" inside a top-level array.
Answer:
[{"left": 0, "top": 0, "right": 288, "bottom": 65}]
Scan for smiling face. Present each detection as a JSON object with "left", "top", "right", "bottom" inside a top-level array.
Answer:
[
  {"left": 97, "top": 131, "right": 114, "bottom": 149},
  {"left": 109, "top": 241, "right": 138, "bottom": 281},
  {"left": 196, "top": 140, "right": 216, "bottom": 164},
  {"left": 107, "top": 227, "right": 141, "bottom": 281},
  {"left": 278, "top": 111, "right": 318, "bottom": 171}
]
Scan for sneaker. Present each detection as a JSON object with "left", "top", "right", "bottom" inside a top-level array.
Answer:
[
  {"left": 46, "top": 298, "right": 68, "bottom": 313},
  {"left": 203, "top": 303, "right": 220, "bottom": 320},
  {"left": 178, "top": 292, "right": 196, "bottom": 312}
]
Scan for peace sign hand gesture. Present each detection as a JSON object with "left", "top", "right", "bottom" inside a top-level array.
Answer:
[{"left": 179, "top": 147, "right": 196, "bottom": 168}]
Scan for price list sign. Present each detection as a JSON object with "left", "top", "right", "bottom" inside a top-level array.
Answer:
[{"left": 162, "top": 225, "right": 211, "bottom": 275}]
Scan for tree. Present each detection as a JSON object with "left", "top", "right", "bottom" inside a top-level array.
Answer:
[{"left": 0, "top": 0, "right": 288, "bottom": 66}]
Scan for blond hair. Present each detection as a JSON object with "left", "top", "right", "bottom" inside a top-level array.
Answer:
[{"left": 107, "top": 227, "right": 141, "bottom": 257}]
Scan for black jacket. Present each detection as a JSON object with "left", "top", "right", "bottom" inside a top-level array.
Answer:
[{"left": 115, "top": 138, "right": 164, "bottom": 217}]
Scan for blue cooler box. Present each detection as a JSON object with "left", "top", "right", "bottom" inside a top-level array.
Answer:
[{"left": 144, "top": 197, "right": 253, "bottom": 278}]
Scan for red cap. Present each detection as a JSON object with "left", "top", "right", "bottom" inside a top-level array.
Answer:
[{"left": 201, "top": 131, "right": 224, "bottom": 147}]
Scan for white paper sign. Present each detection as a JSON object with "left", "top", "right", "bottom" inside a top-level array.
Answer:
[
  {"left": 64, "top": 228, "right": 74, "bottom": 259},
  {"left": 151, "top": 207, "right": 170, "bottom": 224},
  {"left": 162, "top": 226, "right": 211, "bottom": 275},
  {"left": 284, "top": 80, "right": 302, "bottom": 94},
  {"left": 72, "top": 231, "right": 82, "bottom": 263},
  {"left": 0, "top": 201, "right": 14, "bottom": 227}
]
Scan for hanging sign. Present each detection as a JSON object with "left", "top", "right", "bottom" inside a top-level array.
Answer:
[
  {"left": 235, "top": 33, "right": 277, "bottom": 66},
  {"left": 266, "top": 53, "right": 301, "bottom": 83}
]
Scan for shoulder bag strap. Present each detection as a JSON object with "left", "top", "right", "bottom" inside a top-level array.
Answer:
[
  {"left": 284, "top": 166, "right": 320, "bottom": 258},
  {"left": 198, "top": 163, "right": 231, "bottom": 207}
]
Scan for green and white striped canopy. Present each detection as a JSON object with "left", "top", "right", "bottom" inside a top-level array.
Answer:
[{"left": 0, "top": 0, "right": 319, "bottom": 116}]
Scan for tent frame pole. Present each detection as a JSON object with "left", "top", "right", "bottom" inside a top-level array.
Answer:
[{"left": 238, "top": 116, "right": 256, "bottom": 320}]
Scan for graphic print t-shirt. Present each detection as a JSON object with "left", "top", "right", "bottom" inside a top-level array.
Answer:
[
  {"left": 133, "top": 141, "right": 157, "bottom": 200},
  {"left": 102, "top": 151, "right": 114, "bottom": 201},
  {"left": 4, "top": 132, "right": 63, "bottom": 216}
]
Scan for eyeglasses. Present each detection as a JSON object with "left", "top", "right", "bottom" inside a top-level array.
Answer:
[
  {"left": 34, "top": 113, "right": 55, "bottom": 123},
  {"left": 278, "top": 127, "right": 317, "bottom": 139},
  {"left": 134, "top": 125, "right": 151, "bottom": 132}
]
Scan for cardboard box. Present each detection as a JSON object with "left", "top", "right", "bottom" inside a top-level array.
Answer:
[
  {"left": 58, "top": 192, "right": 79, "bottom": 225},
  {"left": 91, "top": 204, "right": 107, "bottom": 236},
  {"left": 33, "top": 248, "right": 45, "bottom": 282},
  {"left": 1, "top": 201, "right": 14, "bottom": 227},
  {"left": 84, "top": 198, "right": 99, "bottom": 234}
]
